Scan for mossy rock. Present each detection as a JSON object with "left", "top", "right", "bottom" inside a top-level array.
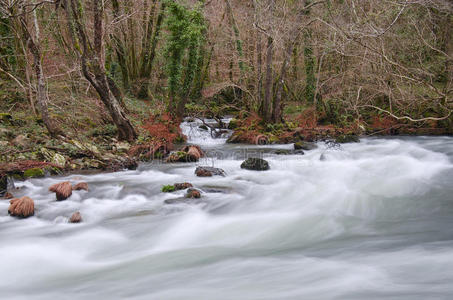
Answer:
[
  {"left": 23, "top": 168, "right": 45, "bottom": 178},
  {"left": 199, "top": 125, "right": 208, "bottom": 131},
  {"left": 335, "top": 134, "right": 360, "bottom": 143},
  {"left": 240, "top": 158, "right": 270, "bottom": 171},
  {"left": 162, "top": 185, "right": 176, "bottom": 193},
  {"left": 274, "top": 149, "right": 291, "bottom": 155},
  {"left": 294, "top": 141, "right": 318, "bottom": 151}
]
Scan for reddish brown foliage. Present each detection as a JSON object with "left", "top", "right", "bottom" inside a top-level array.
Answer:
[
  {"left": 370, "top": 115, "right": 399, "bottom": 132},
  {"left": 49, "top": 181, "right": 72, "bottom": 201},
  {"left": 142, "top": 112, "right": 184, "bottom": 145},
  {"left": 8, "top": 196, "right": 34, "bottom": 218},
  {"left": 295, "top": 107, "right": 318, "bottom": 129}
]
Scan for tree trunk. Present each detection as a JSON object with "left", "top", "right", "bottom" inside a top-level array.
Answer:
[
  {"left": 261, "top": 0, "right": 275, "bottom": 122},
  {"left": 272, "top": 41, "right": 294, "bottom": 123},
  {"left": 65, "top": 0, "right": 136, "bottom": 141},
  {"left": 225, "top": 0, "right": 245, "bottom": 78},
  {"left": 20, "top": 5, "right": 62, "bottom": 137}
]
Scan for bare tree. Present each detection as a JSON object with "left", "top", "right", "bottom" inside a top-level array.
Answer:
[{"left": 62, "top": 0, "right": 137, "bottom": 141}]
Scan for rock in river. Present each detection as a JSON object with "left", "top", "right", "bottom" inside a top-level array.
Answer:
[
  {"left": 195, "top": 166, "right": 226, "bottom": 177},
  {"left": 8, "top": 196, "right": 34, "bottom": 218},
  {"left": 69, "top": 212, "right": 82, "bottom": 223},
  {"left": 174, "top": 182, "right": 193, "bottom": 190},
  {"left": 240, "top": 158, "right": 270, "bottom": 171},
  {"left": 294, "top": 141, "right": 318, "bottom": 151},
  {"left": 185, "top": 188, "right": 201, "bottom": 199},
  {"left": 72, "top": 182, "right": 89, "bottom": 191},
  {"left": 49, "top": 181, "right": 73, "bottom": 201}
]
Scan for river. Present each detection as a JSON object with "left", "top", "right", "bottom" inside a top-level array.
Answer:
[{"left": 1, "top": 120, "right": 453, "bottom": 299}]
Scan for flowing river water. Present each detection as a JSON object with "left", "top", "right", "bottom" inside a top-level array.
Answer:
[{"left": 1, "top": 120, "right": 453, "bottom": 299}]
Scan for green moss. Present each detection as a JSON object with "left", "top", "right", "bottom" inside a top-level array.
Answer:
[
  {"left": 23, "top": 168, "right": 45, "bottom": 178},
  {"left": 162, "top": 185, "right": 176, "bottom": 193},
  {"left": 335, "top": 134, "right": 360, "bottom": 143},
  {"left": 228, "top": 118, "right": 238, "bottom": 129}
]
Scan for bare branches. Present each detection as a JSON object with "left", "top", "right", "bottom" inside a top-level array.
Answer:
[{"left": 359, "top": 104, "right": 452, "bottom": 122}]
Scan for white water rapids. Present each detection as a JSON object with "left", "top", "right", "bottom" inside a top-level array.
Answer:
[{"left": 1, "top": 122, "right": 453, "bottom": 299}]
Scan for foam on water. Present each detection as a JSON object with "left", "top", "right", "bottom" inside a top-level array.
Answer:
[{"left": 1, "top": 132, "right": 453, "bottom": 299}]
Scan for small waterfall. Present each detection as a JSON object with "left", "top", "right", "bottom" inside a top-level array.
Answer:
[{"left": 180, "top": 117, "right": 233, "bottom": 146}]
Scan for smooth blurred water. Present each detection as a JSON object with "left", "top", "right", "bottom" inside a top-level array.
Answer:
[{"left": 1, "top": 126, "right": 453, "bottom": 299}]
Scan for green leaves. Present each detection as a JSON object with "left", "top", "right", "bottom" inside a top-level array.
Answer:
[{"left": 164, "top": 1, "right": 207, "bottom": 113}]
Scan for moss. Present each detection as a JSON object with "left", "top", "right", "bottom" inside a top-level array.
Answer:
[
  {"left": 335, "top": 134, "right": 360, "bottom": 143},
  {"left": 174, "top": 135, "right": 186, "bottom": 144},
  {"left": 162, "top": 185, "right": 176, "bottom": 193},
  {"left": 23, "top": 168, "right": 45, "bottom": 178},
  {"left": 228, "top": 118, "right": 239, "bottom": 129}
]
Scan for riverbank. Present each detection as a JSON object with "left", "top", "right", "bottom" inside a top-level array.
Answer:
[{"left": 1, "top": 110, "right": 451, "bottom": 185}]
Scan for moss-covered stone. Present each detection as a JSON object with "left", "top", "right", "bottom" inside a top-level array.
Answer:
[
  {"left": 23, "top": 168, "right": 45, "bottom": 178},
  {"left": 162, "top": 185, "right": 176, "bottom": 193},
  {"left": 335, "top": 134, "right": 360, "bottom": 143},
  {"left": 294, "top": 141, "right": 318, "bottom": 150}
]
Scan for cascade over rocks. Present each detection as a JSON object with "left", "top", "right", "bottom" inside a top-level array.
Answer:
[
  {"left": 8, "top": 196, "right": 34, "bottom": 218},
  {"left": 49, "top": 181, "right": 73, "bottom": 201},
  {"left": 240, "top": 158, "right": 270, "bottom": 171},
  {"left": 195, "top": 166, "right": 226, "bottom": 177}
]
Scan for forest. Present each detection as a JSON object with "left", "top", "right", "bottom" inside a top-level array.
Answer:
[
  {"left": 0, "top": 0, "right": 452, "bottom": 172},
  {"left": 1, "top": 1, "right": 453, "bottom": 299}
]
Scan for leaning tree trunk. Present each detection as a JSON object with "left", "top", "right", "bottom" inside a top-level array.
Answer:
[
  {"left": 20, "top": 6, "right": 62, "bottom": 137},
  {"left": 65, "top": 0, "right": 137, "bottom": 141}
]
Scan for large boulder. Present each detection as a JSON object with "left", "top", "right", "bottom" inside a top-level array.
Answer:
[
  {"left": 49, "top": 181, "right": 73, "bottom": 201},
  {"left": 240, "top": 158, "right": 270, "bottom": 171},
  {"left": 8, "top": 196, "right": 34, "bottom": 218},
  {"left": 195, "top": 166, "right": 226, "bottom": 177}
]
